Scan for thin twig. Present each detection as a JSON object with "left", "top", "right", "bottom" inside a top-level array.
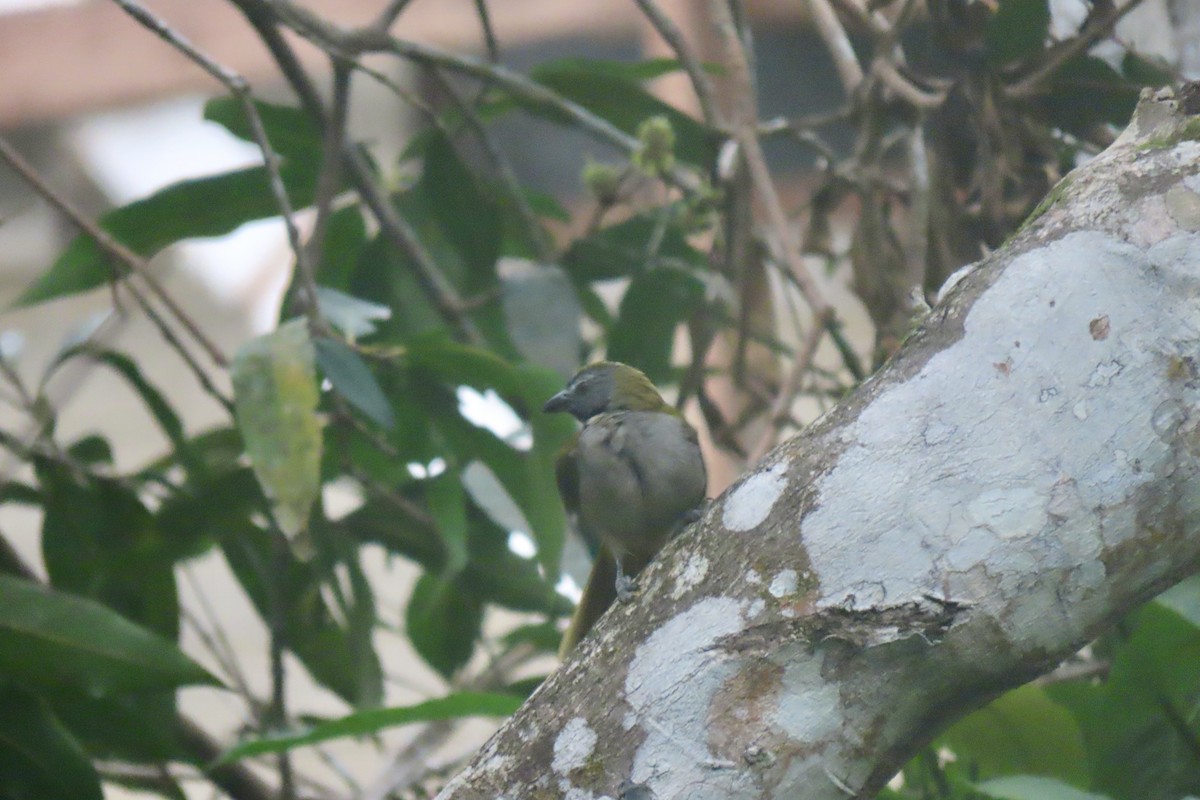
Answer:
[
  {"left": 807, "top": 0, "right": 864, "bottom": 95},
  {"left": 708, "top": 1, "right": 831, "bottom": 314},
  {"left": 873, "top": 59, "right": 945, "bottom": 108},
  {"left": 182, "top": 565, "right": 257, "bottom": 708},
  {"left": 179, "top": 717, "right": 278, "bottom": 800},
  {"left": 749, "top": 314, "right": 828, "bottom": 463},
  {"left": 257, "top": 0, "right": 705, "bottom": 190},
  {"left": 0, "top": 139, "right": 233, "bottom": 415},
  {"left": 299, "top": 60, "right": 352, "bottom": 311},
  {"left": 267, "top": 532, "right": 295, "bottom": 800},
  {"left": 363, "top": 642, "right": 540, "bottom": 800},
  {"left": 744, "top": 136, "right": 830, "bottom": 313},
  {"left": 230, "top": 0, "right": 486, "bottom": 343},
  {"left": 434, "top": 71, "right": 556, "bottom": 263},
  {"left": 373, "top": 0, "right": 416, "bottom": 29},
  {"left": 632, "top": 0, "right": 721, "bottom": 126},
  {"left": 0, "top": 530, "right": 276, "bottom": 800},
  {"left": 472, "top": 0, "right": 500, "bottom": 64},
  {"left": 111, "top": 0, "right": 320, "bottom": 319},
  {"left": 1007, "top": 0, "right": 1149, "bottom": 98},
  {"left": 904, "top": 122, "right": 931, "bottom": 289},
  {"left": 0, "top": 137, "right": 228, "bottom": 370}
]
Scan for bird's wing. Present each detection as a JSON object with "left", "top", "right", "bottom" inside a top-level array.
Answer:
[
  {"left": 555, "top": 432, "right": 601, "bottom": 558},
  {"left": 554, "top": 432, "right": 581, "bottom": 514}
]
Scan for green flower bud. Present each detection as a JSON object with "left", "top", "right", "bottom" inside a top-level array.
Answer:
[
  {"left": 633, "top": 116, "right": 676, "bottom": 177},
  {"left": 582, "top": 160, "right": 623, "bottom": 205}
]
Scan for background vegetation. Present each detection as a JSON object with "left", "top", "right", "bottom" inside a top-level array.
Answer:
[{"left": 0, "top": 0, "right": 1196, "bottom": 798}]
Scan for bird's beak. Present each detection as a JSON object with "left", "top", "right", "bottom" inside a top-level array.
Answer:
[{"left": 543, "top": 390, "right": 570, "bottom": 413}]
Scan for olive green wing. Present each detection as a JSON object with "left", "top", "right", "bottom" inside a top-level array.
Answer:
[
  {"left": 554, "top": 433, "right": 580, "bottom": 516},
  {"left": 554, "top": 432, "right": 601, "bottom": 558}
]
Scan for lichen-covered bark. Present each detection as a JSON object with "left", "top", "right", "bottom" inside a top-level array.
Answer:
[{"left": 437, "top": 87, "right": 1200, "bottom": 800}]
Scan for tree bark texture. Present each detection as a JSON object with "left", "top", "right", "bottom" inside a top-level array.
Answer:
[{"left": 437, "top": 85, "right": 1200, "bottom": 800}]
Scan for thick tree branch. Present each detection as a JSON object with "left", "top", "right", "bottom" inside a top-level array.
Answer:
[{"left": 435, "top": 86, "right": 1200, "bottom": 799}]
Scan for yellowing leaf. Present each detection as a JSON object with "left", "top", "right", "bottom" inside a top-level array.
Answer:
[{"left": 232, "top": 319, "right": 322, "bottom": 541}]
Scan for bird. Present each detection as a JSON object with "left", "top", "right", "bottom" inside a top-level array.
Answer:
[{"left": 543, "top": 361, "right": 707, "bottom": 656}]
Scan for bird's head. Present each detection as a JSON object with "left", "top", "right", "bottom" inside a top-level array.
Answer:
[{"left": 543, "top": 361, "right": 670, "bottom": 422}]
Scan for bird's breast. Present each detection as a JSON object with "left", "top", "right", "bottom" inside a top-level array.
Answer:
[{"left": 574, "top": 410, "right": 706, "bottom": 558}]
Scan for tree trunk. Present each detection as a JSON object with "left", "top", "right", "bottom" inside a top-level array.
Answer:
[{"left": 436, "top": 85, "right": 1200, "bottom": 800}]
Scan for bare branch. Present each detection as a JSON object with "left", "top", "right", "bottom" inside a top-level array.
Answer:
[
  {"left": 806, "top": 0, "right": 865, "bottom": 95},
  {"left": 0, "top": 137, "right": 232, "bottom": 412},
  {"left": 229, "top": 0, "right": 486, "bottom": 343},
  {"left": 1007, "top": 0, "right": 1150, "bottom": 98},
  {"left": 632, "top": 0, "right": 722, "bottom": 126},
  {"left": 110, "top": 0, "right": 322, "bottom": 323}
]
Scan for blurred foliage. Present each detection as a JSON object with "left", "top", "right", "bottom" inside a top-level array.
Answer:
[
  {"left": 883, "top": 577, "right": 1200, "bottom": 800},
  {"left": 0, "top": 0, "right": 1189, "bottom": 796}
]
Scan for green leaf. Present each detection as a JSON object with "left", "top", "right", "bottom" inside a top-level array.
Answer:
[
  {"left": 406, "top": 341, "right": 572, "bottom": 576},
  {"left": 316, "top": 206, "right": 370, "bottom": 291},
  {"left": 561, "top": 210, "right": 706, "bottom": 282},
  {"left": 37, "top": 461, "right": 179, "bottom": 638},
  {"left": 421, "top": 132, "right": 502, "bottom": 284},
  {"left": 502, "top": 621, "right": 563, "bottom": 652},
  {"left": 974, "top": 776, "right": 1112, "bottom": 800},
  {"left": 67, "top": 435, "right": 114, "bottom": 466},
  {"left": 352, "top": 229, "right": 448, "bottom": 340},
  {"left": 154, "top": 465, "right": 265, "bottom": 561},
  {"left": 0, "top": 575, "right": 218, "bottom": 694},
  {"left": 525, "top": 59, "right": 717, "bottom": 168},
  {"left": 1038, "top": 55, "right": 1141, "bottom": 133},
  {"left": 204, "top": 97, "right": 323, "bottom": 163},
  {"left": 985, "top": 0, "right": 1049, "bottom": 67},
  {"left": 221, "top": 525, "right": 384, "bottom": 707},
  {"left": 315, "top": 287, "right": 391, "bottom": 340},
  {"left": 520, "top": 185, "right": 571, "bottom": 222},
  {"left": 541, "top": 57, "right": 686, "bottom": 82},
  {"left": 0, "top": 686, "right": 102, "bottom": 800},
  {"left": 1120, "top": 52, "right": 1174, "bottom": 88},
  {"left": 341, "top": 495, "right": 569, "bottom": 616},
  {"left": 1069, "top": 599, "right": 1200, "bottom": 800},
  {"left": 141, "top": 426, "right": 245, "bottom": 478},
  {"left": 459, "top": 501, "right": 571, "bottom": 616},
  {"left": 426, "top": 470, "right": 470, "bottom": 577},
  {"left": 941, "top": 684, "right": 1090, "bottom": 787},
  {"left": 406, "top": 572, "right": 483, "bottom": 678},
  {"left": 218, "top": 691, "right": 521, "bottom": 763},
  {"left": 18, "top": 163, "right": 318, "bottom": 307},
  {"left": 501, "top": 262, "right": 581, "bottom": 379},
  {"left": 607, "top": 266, "right": 706, "bottom": 384},
  {"left": 49, "top": 689, "right": 186, "bottom": 763},
  {"left": 232, "top": 319, "right": 322, "bottom": 540},
  {"left": 55, "top": 347, "right": 188, "bottom": 463},
  {"left": 313, "top": 336, "right": 395, "bottom": 429}
]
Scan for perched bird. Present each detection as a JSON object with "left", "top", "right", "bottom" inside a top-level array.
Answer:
[{"left": 544, "top": 361, "right": 707, "bottom": 655}]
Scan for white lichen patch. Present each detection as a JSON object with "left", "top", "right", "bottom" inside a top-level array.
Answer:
[
  {"left": 552, "top": 717, "right": 597, "bottom": 775},
  {"left": 772, "top": 657, "right": 841, "bottom": 741},
  {"left": 625, "top": 597, "right": 758, "bottom": 797},
  {"left": 769, "top": 569, "right": 799, "bottom": 598},
  {"left": 800, "top": 230, "right": 1199, "bottom": 647},
  {"left": 671, "top": 553, "right": 710, "bottom": 599},
  {"left": 481, "top": 753, "right": 509, "bottom": 774},
  {"left": 723, "top": 462, "right": 789, "bottom": 532}
]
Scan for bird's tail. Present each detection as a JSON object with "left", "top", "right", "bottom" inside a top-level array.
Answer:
[
  {"left": 559, "top": 546, "right": 651, "bottom": 658},
  {"left": 559, "top": 547, "right": 617, "bottom": 658}
]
